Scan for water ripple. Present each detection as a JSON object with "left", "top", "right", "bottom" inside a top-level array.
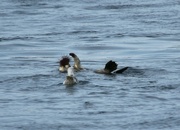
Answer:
[{"left": 0, "top": 36, "right": 34, "bottom": 42}]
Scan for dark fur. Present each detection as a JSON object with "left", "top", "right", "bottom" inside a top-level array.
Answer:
[
  {"left": 69, "top": 53, "right": 76, "bottom": 58},
  {"left": 114, "top": 67, "right": 129, "bottom": 74},
  {"left": 104, "top": 60, "right": 118, "bottom": 72},
  {"left": 60, "top": 56, "right": 70, "bottom": 66}
]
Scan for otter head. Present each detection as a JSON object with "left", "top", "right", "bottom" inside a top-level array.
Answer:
[
  {"left": 104, "top": 60, "right": 118, "bottom": 73},
  {"left": 69, "top": 53, "right": 77, "bottom": 58},
  {"left": 60, "top": 56, "right": 70, "bottom": 67}
]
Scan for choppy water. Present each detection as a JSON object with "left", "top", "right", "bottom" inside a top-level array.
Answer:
[{"left": 0, "top": 0, "right": 180, "bottom": 130}]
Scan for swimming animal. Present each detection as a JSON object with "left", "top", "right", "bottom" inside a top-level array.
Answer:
[
  {"left": 63, "top": 67, "right": 78, "bottom": 85},
  {"left": 59, "top": 56, "right": 71, "bottom": 72},
  {"left": 69, "top": 53, "right": 83, "bottom": 71},
  {"left": 94, "top": 60, "right": 128, "bottom": 74}
]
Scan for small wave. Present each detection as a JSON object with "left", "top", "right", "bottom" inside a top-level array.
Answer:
[
  {"left": 0, "top": 12, "right": 8, "bottom": 17},
  {"left": 0, "top": 98, "right": 13, "bottom": 103},
  {"left": 122, "top": 67, "right": 145, "bottom": 77},
  {"left": 144, "top": 95, "right": 167, "bottom": 101},
  {"left": 135, "top": 83, "right": 179, "bottom": 92},
  {"left": 72, "top": 44, "right": 127, "bottom": 51},
  {"left": 14, "top": 0, "right": 48, "bottom": 7},
  {"left": 79, "top": 36, "right": 102, "bottom": 42},
  {"left": 79, "top": 81, "right": 89, "bottom": 85},
  {"left": 0, "top": 36, "right": 33, "bottom": 42},
  {"left": 86, "top": 2, "right": 174, "bottom": 11},
  {"left": 122, "top": 116, "right": 180, "bottom": 130},
  {"left": 35, "top": 32, "right": 64, "bottom": 36},
  {"left": 87, "top": 111, "right": 107, "bottom": 115},
  {"left": 88, "top": 91, "right": 110, "bottom": 95},
  {"left": 0, "top": 74, "right": 52, "bottom": 84},
  {"left": 159, "top": 84, "right": 179, "bottom": 90},
  {"left": 106, "top": 33, "right": 125, "bottom": 38},
  {"left": 68, "top": 30, "right": 98, "bottom": 35},
  {"left": 86, "top": 4, "right": 131, "bottom": 10},
  {"left": 12, "top": 10, "right": 38, "bottom": 15}
]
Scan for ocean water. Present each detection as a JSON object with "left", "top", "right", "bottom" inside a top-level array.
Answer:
[{"left": 0, "top": 0, "right": 180, "bottom": 130}]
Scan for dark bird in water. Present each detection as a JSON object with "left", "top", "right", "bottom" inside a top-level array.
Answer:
[
  {"left": 59, "top": 56, "right": 71, "bottom": 72},
  {"left": 95, "top": 60, "right": 128, "bottom": 74}
]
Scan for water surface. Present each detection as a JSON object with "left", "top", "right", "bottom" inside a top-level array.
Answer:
[{"left": 0, "top": 0, "right": 180, "bottom": 130}]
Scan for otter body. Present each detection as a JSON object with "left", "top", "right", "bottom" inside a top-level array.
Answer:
[
  {"left": 69, "top": 53, "right": 83, "bottom": 70},
  {"left": 63, "top": 67, "right": 78, "bottom": 85}
]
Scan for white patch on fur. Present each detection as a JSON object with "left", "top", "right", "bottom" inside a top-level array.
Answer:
[
  {"left": 63, "top": 67, "right": 78, "bottom": 85},
  {"left": 67, "top": 67, "right": 75, "bottom": 76}
]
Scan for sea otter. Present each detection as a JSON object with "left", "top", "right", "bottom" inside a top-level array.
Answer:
[
  {"left": 63, "top": 67, "right": 78, "bottom": 85},
  {"left": 59, "top": 56, "right": 71, "bottom": 72},
  {"left": 69, "top": 53, "right": 83, "bottom": 71},
  {"left": 95, "top": 60, "right": 128, "bottom": 74},
  {"left": 68, "top": 53, "right": 128, "bottom": 74},
  {"left": 60, "top": 53, "right": 128, "bottom": 85}
]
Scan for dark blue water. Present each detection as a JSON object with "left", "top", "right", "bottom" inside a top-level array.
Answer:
[{"left": 0, "top": 0, "right": 180, "bottom": 130}]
